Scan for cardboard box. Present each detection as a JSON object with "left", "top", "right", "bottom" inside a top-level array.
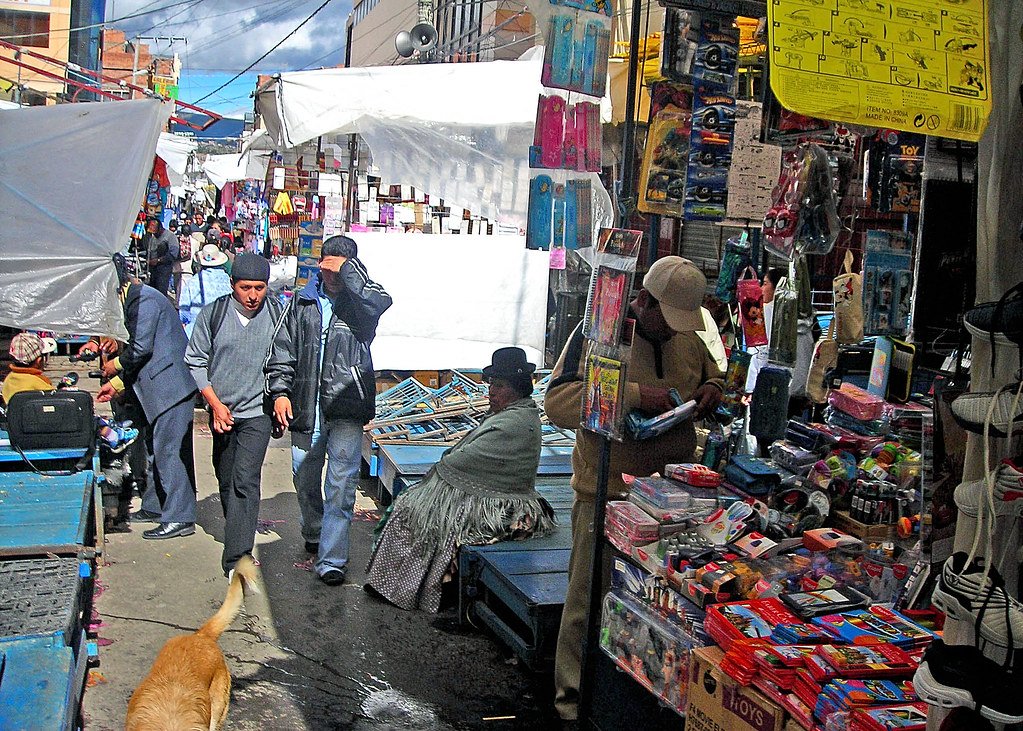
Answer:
[
  {"left": 687, "top": 646, "right": 786, "bottom": 731},
  {"left": 413, "top": 370, "right": 440, "bottom": 389},
  {"left": 830, "top": 510, "right": 891, "bottom": 542}
]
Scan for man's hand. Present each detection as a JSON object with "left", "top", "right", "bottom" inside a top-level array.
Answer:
[
  {"left": 638, "top": 385, "right": 676, "bottom": 415},
  {"left": 210, "top": 402, "right": 234, "bottom": 434},
  {"left": 318, "top": 256, "right": 348, "bottom": 273},
  {"left": 96, "top": 383, "right": 118, "bottom": 403},
  {"left": 98, "top": 337, "right": 119, "bottom": 354},
  {"left": 100, "top": 359, "right": 120, "bottom": 378},
  {"left": 77, "top": 341, "right": 99, "bottom": 357},
  {"left": 274, "top": 396, "right": 293, "bottom": 429},
  {"left": 692, "top": 383, "right": 723, "bottom": 419}
]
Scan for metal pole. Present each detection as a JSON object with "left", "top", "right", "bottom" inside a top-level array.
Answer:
[
  {"left": 578, "top": 0, "right": 646, "bottom": 723},
  {"left": 131, "top": 40, "right": 139, "bottom": 100},
  {"left": 14, "top": 50, "right": 21, "bottom": 104}
]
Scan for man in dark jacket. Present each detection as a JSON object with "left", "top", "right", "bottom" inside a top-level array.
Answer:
[
  {"left": 144, "top": 215, "right": 179, "bottom": 296},
  {"left": 265, "top": 236, "right": 392, "bottom": 585},
  {"left": 97, "top": 255, "right": 198, "bottom": 539}
]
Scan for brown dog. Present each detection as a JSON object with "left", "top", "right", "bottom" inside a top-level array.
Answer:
[{"left": 125, "top": 555, "right": 259, "bottom": 731}]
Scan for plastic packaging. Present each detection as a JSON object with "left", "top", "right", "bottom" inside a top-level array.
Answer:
[
  {"left": 631, "top": 476, "right": 701, "bottom": 510},
  {"left": 606, "top": 500, "right": 661, "bottom": 544}
]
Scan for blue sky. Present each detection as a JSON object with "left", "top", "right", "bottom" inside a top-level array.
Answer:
[{"left": 108, "top": 0, "right": 351, "bottom": 117}]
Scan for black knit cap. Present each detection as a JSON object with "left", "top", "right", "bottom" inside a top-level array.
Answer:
[{"left": 231, "top": 253, "right": 271, "bottom": 283}]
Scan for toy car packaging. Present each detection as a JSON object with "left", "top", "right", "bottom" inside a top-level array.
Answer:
[
  {"left": 665, "top": 462, "right": 722, "bottom": 488},
  {"left": 637, "top": 109, "right": 691, "bottom": 217}
]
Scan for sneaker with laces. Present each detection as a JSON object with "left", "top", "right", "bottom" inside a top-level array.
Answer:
[
  {"left": 931, "top": 552, "right": 1023, "bottom": 649},
  {"left": 953, "top": 459, "right": 1023, "bottom": 518},
  {"left": 951, "top": 387, "right": 1023, "bottom": 438},
  {"left": 913, "top": 639, "right": 1023, "bottom": 725}
]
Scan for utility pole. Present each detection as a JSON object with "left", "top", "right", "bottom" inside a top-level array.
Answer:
[{"left": 130, "top": 35, "right": 186, "bottom": 100}]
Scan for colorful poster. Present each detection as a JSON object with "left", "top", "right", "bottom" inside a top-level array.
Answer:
[
  {"left": 582, "top": 354, "right": 627, "bottom": 439},
  {"left": 587, "top": 266, "right": 629, "bottom": 346},
  {"left": 767, "top": 0, "right": 991, "bottom": 142},
  {"left": 595, "top": 228, "right": 643, "bottom": 257}
]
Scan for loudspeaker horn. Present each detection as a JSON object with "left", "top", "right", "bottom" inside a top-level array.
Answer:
[
  {"left": 395, "top": 30, "right": 415, "bottom": 58},
  {"left": 409, "top": 22, "right": 438, "bottom": 53}
]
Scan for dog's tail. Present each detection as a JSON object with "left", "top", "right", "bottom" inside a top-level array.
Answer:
[{"left": 196, "top": 555, "right": 258, "bottom": 642}]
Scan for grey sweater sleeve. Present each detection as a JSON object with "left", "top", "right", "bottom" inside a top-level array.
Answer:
[{"left": 185, "top": 306, "right": 214, "bottom": 392}]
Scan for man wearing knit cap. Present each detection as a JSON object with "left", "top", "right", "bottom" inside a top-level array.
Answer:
[
  {"left": 185, "top": 253, "right": 285, "bottom": 577},
  {"left": 546, "top": 256, "right": 725, "bottom": 720}
]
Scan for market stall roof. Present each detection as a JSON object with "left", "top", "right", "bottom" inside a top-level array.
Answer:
[
  {"left": 202, "top": 150, "right": 271, "bottom": 189},
  {"left": 156, "top": 132, "right": 196, "bottom": 188},
  {"left": 0, "top": 99, "right": 169, "bottom": 339},
  {"left": 255, "top": 56, "right": 612, "bottom": 229}
]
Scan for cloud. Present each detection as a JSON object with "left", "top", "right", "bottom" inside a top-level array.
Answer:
[{"left": 106, "top": 0, "right": 351, "bottom": 73}]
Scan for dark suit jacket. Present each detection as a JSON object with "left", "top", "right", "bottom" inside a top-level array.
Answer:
[{"left": 120, "top": 283, "right": 196, "bottom": 421}]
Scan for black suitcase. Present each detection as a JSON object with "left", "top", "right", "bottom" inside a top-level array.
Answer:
[{"left": 6, "top": 390, "right": 94, "bottom": 451}]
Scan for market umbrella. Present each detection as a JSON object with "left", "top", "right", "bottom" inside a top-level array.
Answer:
[{"left": 0, "top": 99, "right": 169, "bottom": 339}]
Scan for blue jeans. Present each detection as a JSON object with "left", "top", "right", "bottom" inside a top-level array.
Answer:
[{"left": 291, "top": 414, "right": 363, "bottom": 576}]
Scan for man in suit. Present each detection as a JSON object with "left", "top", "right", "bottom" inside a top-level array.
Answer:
[{"left": 97, "top": 254, "right": 198, "bottom": 539}]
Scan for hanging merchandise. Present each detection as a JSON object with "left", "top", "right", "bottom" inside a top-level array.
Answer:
[
  {"left": 526, "top": 175, "right": 553, "bottom": 250},
  {"left": 866, "top": 130, "right": 925, "bottom": 214},
  {"left": 638, "top": 108, "right": 691, "bottom": 216},
  {"left": 272, "top": 191, "right": 295, "bottom": 215},
  {"left": 660, "top": 8, "right": 699, "bottom": 82},
  {"left": 763, "top": 143, "right": 840, "bottom": 260},
  {"left": 769, "top": 265, "right": 799, "bottom": 368},
  {"left": 862, "top": 230, "right": 914, "bottom": 338},
  {"left": 542, "top": 10, "right": 612, "bottom": 96},
  {"left": 715, "top": 233, "right": 752, "bottom": 304},
  {"left": 765, "top": 0, "right": 991, "bottom": 143},
  {"left": 833, "top": 249, "right": 864, "bottom": 345},
  {"left": 737, "top": 267, "right": 768, "bottom": 347},
  {"left": 726, "top": 102, "right": 783, "bottom": 224},
  {"left": 806, "top": 320, "right": 839, "bottom": 404},
  {"left": 720, "top": 348, "right": 753, "bottom": 418},
  {"left": 749, "top": 365, "right": 792, "bottom": 444},
  {"left": 530, "top": 96, "right": 602, "bottom": 172}
]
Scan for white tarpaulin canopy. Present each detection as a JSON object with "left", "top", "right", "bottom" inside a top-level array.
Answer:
[
  {"left": 203, "top": 150, "right": 271, "bottom": 189},
  {"left": 0, "top": 99, "right": 170, "bottom": 339},
  {"left": 349, "top": 232, "right": 548, "bottom": 369},
  {"left": 156, "top": 132, "right": 196, "bottom": 188},
  {"left": 256, "top": 57, "right": 613, "bottom": 231}
]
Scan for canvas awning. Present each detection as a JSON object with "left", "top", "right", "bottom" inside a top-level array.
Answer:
[
  {"left": 0, "top": 99, "right": 170, "bottom": 339},
  {"left": 255, "top": 56, "right": 613, "bottom": 231}
]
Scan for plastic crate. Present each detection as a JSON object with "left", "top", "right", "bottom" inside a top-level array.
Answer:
[{"left": 0, "top": 557, "right": 85, "bottom": 646}]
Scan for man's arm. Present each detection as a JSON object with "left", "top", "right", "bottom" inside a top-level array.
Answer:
[
  {"left": 114, "top": 289, "right": 157, "bottom": 385},
  {"left": 264, "top": 298, "right": 297, "bottom": 399},
  {"left": 154, "top": 231, "right": 179, "bottom": 267},
  {"left": 185, "top": 307, "right": 234, "bottom": 432},
  {"left": 544, "top": 324, "right": 590, "bottom": 430},
  {"left": 336, "top": 258, "right": 393, "bottom": 338}
]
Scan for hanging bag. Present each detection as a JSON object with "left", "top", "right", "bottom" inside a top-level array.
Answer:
[
  {"left": 806, "top": 319, "right": 839, "bottom": 404},
  {"left": 769, "top": 263, "right": 799, "bottom": 367},
  {"left": 832, "top": 250, "right": 863, "bottom": 344},
  {"left": 737, "top": 266, "right": 768, "bottom": 347},
  {"left": 715, "top": 234, "right": 752, "bottom": 304}
]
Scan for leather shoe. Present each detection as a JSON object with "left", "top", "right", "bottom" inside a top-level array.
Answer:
[
  {"left": 129, "top": 509, "right": 161, "bottom": 523},
  {"left": 304, "top": 541, "right": 319, "bottom": 554},
  {"left": 143, "top": 522, "right": 195, "bottom": 540},
  {"left": 319, "top": 569, "right": 345, "bottom": 586}
]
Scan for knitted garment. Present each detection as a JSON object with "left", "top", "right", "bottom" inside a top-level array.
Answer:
[{"left": 364, "top": 398, "right": 556, "bottom": 611}]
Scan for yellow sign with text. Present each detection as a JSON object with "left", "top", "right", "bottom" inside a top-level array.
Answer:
[{"left": 767, "top": 0, "right": 990, "bottom": 141}]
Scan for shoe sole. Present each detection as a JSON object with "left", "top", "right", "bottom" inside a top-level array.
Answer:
[
  {"left": 964, "top": 320, "right": 1023, "bottom": 347},
  {"left": 951, "top": 488, "right": 1023, "bottom": 519},
  {"left": 914, "top": 662, "right": 1023, "bottom": 725},
  {"left": 932, "top": 582, "right": 1023, "bottom": 649}
]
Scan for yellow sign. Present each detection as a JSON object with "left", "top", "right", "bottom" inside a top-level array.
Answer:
[{"left": 767, "top": 0, "right": 990, "bottom": 141}]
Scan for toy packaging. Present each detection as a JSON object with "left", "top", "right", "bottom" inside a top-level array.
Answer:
[
  {"left": 599, "top": 590, "right": 703, "bottom": 715},
  {"left": 541, "top": 10, "right": 612, "bottom": 96},
  {"left": 665, "top": 463, "right": 723, "bottom": 489},
  {"left": 704, "top": 598, "right": 800, "bottom": 650},
  {"left": 862, "top": 230, "right": 914, "bottom": 338},
  {"left": 637, "top": 109, "right": 691, "bottom": 217},
  {"left": 631, "top": 476, "right": 700, "bottom": 510},
  {"left": 685, "top": 83, "right": 736, "bottom": 221},
  {"left": 814, "top": 643, "right": 916, "bottom": 679},
  {"left": 850, "top": 702, "right": 928, "bottom": 731},
  {"left": 582, "top": 354, "right": 627, "bottom": 439},
  {"left": 811, "top": 607, "right": 935, "bottom": 650}
]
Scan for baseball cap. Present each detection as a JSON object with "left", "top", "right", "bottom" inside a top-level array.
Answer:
[
  {"left": 40, "top": 336, "right": 57, "bottom": 355},
  {"left": 9, "top": 332, "right": 43, "bottom": 365},
  {"left": 642, "top": 256, "right": 706, "bottom": 333}
]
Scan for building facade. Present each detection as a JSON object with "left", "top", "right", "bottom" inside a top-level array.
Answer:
[
  {"left": 0, "top": 0, "right": 72, "bottom": 104},
  {"left": 99, "top": 29, "right": 176, "bottom": 101}
]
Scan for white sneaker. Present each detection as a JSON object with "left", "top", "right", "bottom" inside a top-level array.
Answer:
[
  {"left": 951, "top": 387, "right": 1023, "bottom": 438},
  {"left": 932, "top": 552, "right": 1023, "bottom": 649},
  {"left": 954, "top": 459, "right": 1023, "bottom": 518}
]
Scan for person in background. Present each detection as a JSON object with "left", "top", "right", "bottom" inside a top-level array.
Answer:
[
  {"left": 545, "top": 256, "right": 724, "bottom": 722},
  {"left": 201, "top": 215, "right": 217, "bottom": 235},
  {"left": 185, "top": 254, "right": 285, "bottom": 577},
  {"left": 144, "top": 215, "right": 179, "bottom": 296},
  {"left": 172, "top": 223, "right": 194, "bottom": 307},
  {"left": 365, "top": 347, "right": 555, "bottom": 611},
  {"left": 265, "top": 235, "right": 392, "bottom": 586},
  {"left": 97, "top": 255, "right": 197, "bottom": 540},
  {"left": 2, "top": 333, "right": 53, "bottom": 404},
  {"left": 744, "top": 267, "right": 786, "bottom": 396},
  {"left": 179, "top": 244, "right": 233, "bottom": 337},
  {"left": 220, "top": 232, "right": 236, "bottom": 276}
]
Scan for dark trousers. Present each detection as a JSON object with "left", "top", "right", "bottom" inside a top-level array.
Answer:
[
  {"left": 150, "top": 264, "right": 173, "bottom": 296},
  {"left": 212, "top": 415, "right": 272, "bottom": 574},
  {"left": 141, "top": 396, "right": 197, "bottom": 523}
]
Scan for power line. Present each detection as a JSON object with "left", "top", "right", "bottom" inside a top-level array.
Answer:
[
  {"left": 178, "top": 0, "right": 321, "bottom": 66},
  {"left": 0, "top": 0, "right": 202, "bottom": 41},
  {"left": 191, "top": 0, "right": 335, "bottom": 104}
]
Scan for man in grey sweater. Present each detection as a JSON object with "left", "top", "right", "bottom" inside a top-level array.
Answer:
[{"left": 185, "top": 254, "right": 284, "bottom": 576}]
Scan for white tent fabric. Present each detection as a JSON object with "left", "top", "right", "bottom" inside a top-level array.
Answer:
[
  {"left": 156, "top": 132, "right": 196, "bottom": 188},
  {"left": 0, "top": 99, "right": 170, "bottom": 339},
  {"left": 349, "top": 232, "right": 548, "bottom": 369},
  {"left": 202, "top": 151, "right": 270, "bottom": 189},
  {"left": 256, "top": 58, "right": 613, "bottom": 231}
]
